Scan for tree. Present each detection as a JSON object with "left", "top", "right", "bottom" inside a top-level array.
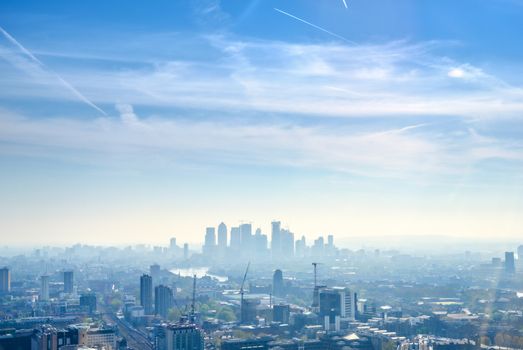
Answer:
[
  {"left": 168, "top": 308, "right": 182, "bottom": 322},
  {"left": 217, "top": 307, "right": 236, "bottom": 322}
]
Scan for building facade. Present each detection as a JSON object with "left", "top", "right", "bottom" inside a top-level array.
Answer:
[{"left": 140, "top": 274, "right": 153, "bottom": 315}]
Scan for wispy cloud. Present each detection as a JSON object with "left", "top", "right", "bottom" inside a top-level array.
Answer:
[
  {"left": 0, "top": 26, "right": 106, "bottom": 115},
  {"left": 1, "top": 31, "right": 523, "bottom": 180},
  {"left": 3, "top": 35, "right": 521, "bottom": 120},
  {"left": 0, "top": 105, "right": 521, "bottom": 179}
]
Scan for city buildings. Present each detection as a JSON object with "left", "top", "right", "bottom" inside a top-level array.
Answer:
[
  {"left": 239, "top": 223, "right": 253, "bottom": 253},
  {"left": 63, "top": 270, "right": 74, "bottom": 294},
  {"left": 200, "top": 220, "right": 338, "bottom": 262},
  {"left": 170, "top": 237, "right": 178, "bottom": 250},
  {"left": 155, "top": 285, "right": 174, "bottom": 319},
  {"left": 505, "top": 251, "right": 516, "bottom": 273},
  {"left": 218, "top": 222, "right": 228, "bottom": 250},
  {"left": 184, "top": 243, "right": 189, "bottom": 260},
  {"left": 253, "top": 228, "right": 269, "bottom": 256},
  {"left": 273, "top": 304, "right": 290, "bottom": 323},
  {"left": 155, "top": 323, "right": 204, "bottom": 350},
  {"left": 271, "top": 221, "right": 281, "bottom": 258},
  {"left": 79, "top": 293, "right": 97, "bottom": 314},
  {"left": 241, "top": 298, "right": 260, "bottom": 324},
  {"left": 203, "top": 227, "right": 216, "bottom": 255},
  {"left": 295, "top": 236, "right": 307, "bottom": 258},
  {"left": 0, "top": 267, "right": 10, "bottom": 293},
  {"left": 272, "top": 269, "right": 284, "bottom": 297},
  {"left": 40, "top": 274, "right": 50, "bottom": 301},
  {"left": 318, "top": 287, "right": 357, "bottom": 331},
  {"left": 150, "top": 263, "right": 161, "bottom": 286},
  {"left": 75, "top": 325, "right": 117, "bottom": 349},
  {"left": 2, "top": 221, "right": 521, "bottom": 350},
  {"left": 140, "top": 274, "right": 153, "bottom": 315},
  {"left": 280, "top": 228, "right": 295, "bottom": 257}
]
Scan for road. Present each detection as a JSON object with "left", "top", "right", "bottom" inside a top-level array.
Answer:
[{"left": 100, "top": 306, "right": 154, "bottom": 350}]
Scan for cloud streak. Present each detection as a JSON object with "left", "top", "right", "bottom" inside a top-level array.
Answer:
[
  {"left": 0, "top": 26, "right": 107, "bottom": 115},
  {"left": 274, "top": 8, "right": 357, "bottom": 45},
  {"left": 1, "top": 32, "right": 523, "bottom": 181}
]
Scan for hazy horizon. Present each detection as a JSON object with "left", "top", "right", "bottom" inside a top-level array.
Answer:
[
  {"left": 1, "top": 0, "right": 522, "bottom": 245},
  {"left": 1, "top": 232, "right": 521, "bottom": 254}
]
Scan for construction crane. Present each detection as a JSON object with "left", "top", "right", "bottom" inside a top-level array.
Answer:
[
  {"left": 239, "top": 262, "right": 250, "bottom": 324},
  {"left": 190, "top": 274, "right": 196, "bottom": 323},
  {"left": 311, "top": 262, "right": 322, "bottom": 310}
]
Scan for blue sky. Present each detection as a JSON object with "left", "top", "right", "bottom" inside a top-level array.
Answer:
[{"left": 1, "top": 0, "right": 522, "bottom": 246}]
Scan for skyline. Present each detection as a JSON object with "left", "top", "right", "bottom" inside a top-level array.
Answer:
[{"left": 1, "top": 0, "right": 523, "bottom": 245}]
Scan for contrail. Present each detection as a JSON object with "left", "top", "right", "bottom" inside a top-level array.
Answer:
[
  {"left": 0, "top": 26, "right": 107, "bottom": 115},
  {"left": 342, "top": 0, "right": 348, "bottom": 9},
  {"left": 274, "top": 8, "right": 357, "bottom": 45}
]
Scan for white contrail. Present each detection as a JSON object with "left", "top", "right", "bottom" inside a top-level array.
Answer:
[
  {"left": 0, "top": 26, "right": 107, "bottom": 115},
  {"left": 342, "top": 0, "right": 348, "bottom": 9},
  {"left": 274, "top": 8, "right": 357, "bottom": 45}
]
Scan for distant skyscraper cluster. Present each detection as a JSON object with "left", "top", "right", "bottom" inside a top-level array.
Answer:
[
  {"left": 153, "top": 236, "right": 192, "bottom": 261},
  {"left": 201, "top": 220, "right": 338, "bottom": 260}
]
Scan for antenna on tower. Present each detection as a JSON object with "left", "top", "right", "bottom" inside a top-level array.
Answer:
[
  {"left": 311, "top": 262, "right": 322, "bottom": 310},
  {"left": 312, "top": 262, "right": 319, "bottom": 288}
]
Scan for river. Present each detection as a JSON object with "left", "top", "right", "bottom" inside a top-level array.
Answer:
[{"left": 169, "top": 267, "right": 228, "bottom": 282}]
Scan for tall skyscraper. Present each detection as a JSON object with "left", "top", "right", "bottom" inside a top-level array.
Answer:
[
  {"left": 271, "top": 221, "right": 281, "bottom": 257},
  {"left": 253, "top": 228, "right": 268, "bottom": 252},
  {"left": 155, "top": 323, "right": 204, "bottom": 350},
  {"left": 140, "top": 274, "right": 153, "bottom": 315},
  {"left": 217, "top": 222, "right": 228, "bottom": 248},
  {"left": 0, "top": 267, "right": 10, "bottom": 293},
  {"left": 170, "top": 237, "right": 177, "bottom": 250},
  {"left": 518, "top": 245, "right": 523, "bottom": 260},
  {"left": 40, "top": 275, "right": 50, "bottom": 301},
  {"left": 505, "top": 252, "right": 516, "bottom": 273},
  {"left": 272, "top": 269, "right": 284, "bottom": 297},
  {"left": 312, "top": 236, "right": 325, "bottom": 256},
  {"left": 155, "top": 285, "right": 174, "bottom": 319},
  {"left": 295, "top": 236, "right": 306, "bottom": 258},
  {"left": 326, "top": 235, "right": 335, "bottom": 256},
  {"left": 150, "top": 263, "right": 161, "bottom": 286},
  {"left": 183, "top": 243, "right": 189, "bottom": 260},
  {"left": 239, "top": 223, "right": 252, "bottom": 252},
  {"left": 230, "top": 226, "right": 241, "bottom": 250},
  {"left": 203, "top": 227, "right": 216, "bottom": 255},
  {"left": 63, "top": 270, "right": 74, "bottom": 294},
  {"left": 280, "top": 228, "right": 295, "bottom": 257}
]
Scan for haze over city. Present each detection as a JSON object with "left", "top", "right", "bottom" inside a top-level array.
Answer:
[{"left": 2, "top": 2, "right": 523, "bottom": 350}]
